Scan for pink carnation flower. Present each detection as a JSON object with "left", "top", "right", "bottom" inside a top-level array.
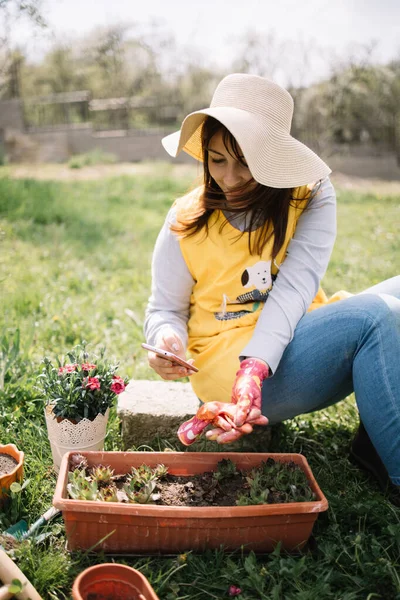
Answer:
[
  {"left": 84, "top": 377, "right": 101, "bottom": 391},
  {"left": 110, "top": 376, "right": 125, "bottom": 395},
  {"left": 228, "top": 586, "right": 242, "bottom": 597},
  {"left": 81, "top": 363, "right": 97, "bottom": 371},
  {"left": 58, "top": 363, "right": 78, "bottom": 375}
]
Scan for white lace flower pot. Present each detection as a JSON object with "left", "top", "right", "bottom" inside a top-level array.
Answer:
[{"left": 44, "top": 406, "right": 110, "bottom": 471}]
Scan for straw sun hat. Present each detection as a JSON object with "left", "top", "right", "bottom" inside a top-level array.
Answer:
[{"left": 162, "top": 73, "right": 331, "bottom": 189}]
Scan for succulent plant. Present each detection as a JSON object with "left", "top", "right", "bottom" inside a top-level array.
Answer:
[
  {"left": 213, "top": 458, "right": 239, "bottom": 481},
  {"left": 67, "top": 461, "right": 168, "bottom": 504},
  {"left": 124, "top": 480, "right": 159, "bottom": 504},
  {"left": 98, "top": 484, "right": 118, "bottom": 502},
  {"left": 91, "top": 465, "right": 114, "bottom": 484},
  {"left": 153, "top": 464, "right": 169, "bottom": 479},
  {"left": 69, "top": 453, "right": 88, "bottom": 472},
  {"left": 129, "top": 464, "right": 157, "bottom": 488},
  {"left": 67, "top": 469, "right": 99, "bottom": 501},
  {"left": 123, "top": 478, "right": 159, "bottom": 504},
  {"left": 236, "top": 459, "right": 316, "bottom": 505}
]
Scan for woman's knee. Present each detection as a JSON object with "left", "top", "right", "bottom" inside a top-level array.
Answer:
[
  {"left": 352, "top": 293, "right": 400, "bottom": 334},
  {"left": 360, "top": 292, "right": 400, "bottom": 319}
]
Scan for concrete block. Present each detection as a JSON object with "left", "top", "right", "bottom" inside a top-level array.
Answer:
[
  {"left": 117, "top": 380, "right": 199, "bottom": 449},
  {"left": 117, "top": 379, "right": 272, "bottom": 452}
]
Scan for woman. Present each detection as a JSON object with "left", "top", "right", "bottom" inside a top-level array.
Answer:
[{"left": 144, "top": 74, "right": 400, "bottom": 502}]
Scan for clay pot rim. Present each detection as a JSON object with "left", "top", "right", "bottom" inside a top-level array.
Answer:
[
  {"left": 72, "top": 563, "right": 159, "bottom": 600},
  {"left": 54, "top": 451, "right": 329, "bottom": 518},
  {"left": 0, "top": 443, "right": 25, "bottom": 480}
]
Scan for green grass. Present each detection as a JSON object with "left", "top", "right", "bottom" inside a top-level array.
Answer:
[
  {"left": 0, "top": 169, "right": 399, "bottom": 599},
  {"left": 68, "top": 149, "right": 118, "bottom": 169}
]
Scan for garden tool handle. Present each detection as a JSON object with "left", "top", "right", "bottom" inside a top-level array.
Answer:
[
  {"left": 0, "top": 548, "right": 43, "bottom": 600},
  {"left": 21, "top": 507, "right": 60, "bottom": 540}
]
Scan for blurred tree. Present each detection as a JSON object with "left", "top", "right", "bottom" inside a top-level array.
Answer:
[
  {"left": 0, "top": 0, "right": 46, "bottom": 97},
  {"left": 291, "top": 82, "right": 333, "bottom": 156},
  {"left": 3, "top": 48, "right": 23, "bottom": 97},
  {"left": 24, "top": 44, "right": 87, "bottom": 96},
  {"left": 0, "top": 0, "right": 46, "bottom": 27},
  {"left": 175, "top": 65, "right": 223, "bottom": 119},
  {"left": 78, "top": 23, "right": 162, "bottom": 100},
  {"left": 1, "top": 12, "right": 398, "bottom": 165},
  {"left": 327, "top": 59, "right": 400, "bottom": 162},
  {"left": 232, "top": 30, "right": 287, "bottom": 80},
  {"left": 292, "top": 44, "right": 400, "bottom": 164},
  {"left": 85, "top": 23, "right": 131, "bottom": 97},
  {"left": 386, "top": 60, "right": 400, "bottom": 165}
]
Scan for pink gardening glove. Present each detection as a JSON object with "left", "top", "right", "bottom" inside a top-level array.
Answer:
[
  {"left": 204, "top": 405, "right": 269, "bottom": 444},
  {"left": 178, "top": 402, "right": 241, "bottom": 445},
  {"left": 204, "top": 357, "right": 270, "bottom": 443},
  {"left": 177, "top": 358, "right": 269, "bottom": 445},
  {"left": 231, "top": 357, "right": 270, "bottom": 426}
]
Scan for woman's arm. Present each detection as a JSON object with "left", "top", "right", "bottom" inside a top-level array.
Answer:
[
  {"left": 144, "top": 206, "right": 194, "bottom": 349},
  {"left": 240, "top": 177, "right": 337, "bottom": 373}
]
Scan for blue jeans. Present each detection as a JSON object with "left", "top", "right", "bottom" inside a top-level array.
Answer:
[{"left": 262, "top": 276, "right": 400, "bottom": 485}]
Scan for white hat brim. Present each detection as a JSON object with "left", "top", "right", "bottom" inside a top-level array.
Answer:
[{"left": 162, "top": 107, "right": 331, "bottom": 188}]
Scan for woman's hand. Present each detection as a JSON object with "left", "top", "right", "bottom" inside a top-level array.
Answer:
[{"left": 147, "top": 329, "right": 196, "bottom": 380}]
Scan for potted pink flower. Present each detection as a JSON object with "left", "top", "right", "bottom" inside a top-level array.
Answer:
[{"left": 36, "top": 342, "right": 129, "bottom": 471}]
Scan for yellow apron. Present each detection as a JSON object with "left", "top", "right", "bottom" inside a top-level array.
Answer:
[{"left": 175, "top": 185, "right": 349, "bottom": 403}]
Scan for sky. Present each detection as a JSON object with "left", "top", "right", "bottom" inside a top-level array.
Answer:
[{"left": 9, "top": 0, "right": 400, "bottom": 86}]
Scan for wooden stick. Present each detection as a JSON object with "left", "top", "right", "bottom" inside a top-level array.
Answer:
[{"left": 0, "top": 549, "right": 43, "bottom": 600}]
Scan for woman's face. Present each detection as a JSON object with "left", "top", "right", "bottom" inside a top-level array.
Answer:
[{"left": 207, "top": 130, "right": 254, "bottom": 199}]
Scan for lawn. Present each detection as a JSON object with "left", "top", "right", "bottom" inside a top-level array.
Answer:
[{"left": 0, "top": 164, "right": 399, "bottom": 599}]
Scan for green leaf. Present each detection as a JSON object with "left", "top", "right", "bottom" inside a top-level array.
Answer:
[
  {"left": 10, "top": 482, "right": 22, "bottom": 493},
  {"left": 8, "top": 579, "right": 24, "bottom": 594}
]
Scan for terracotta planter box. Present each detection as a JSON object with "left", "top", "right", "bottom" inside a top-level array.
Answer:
[
  {"left": 0, "top": 444, "right": 24, "bottom": 506},
  {"left": 72, "top": 563, "right": 159, "bottom": 600},
  {"left": 53, "top": 451, "right": 328, "bottom": 554}
]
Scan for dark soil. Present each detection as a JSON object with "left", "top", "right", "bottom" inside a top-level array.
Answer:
[
  {"left": 156, "top": 471, "right": 245, "bottom": 506},
  {"left": 87, "top": 595, "right": 137, "bottom": 600},
  {"left": 85, "top": 581, "right": 142, "bottom": 600},
  {"left": 123, "top": 464, "right": 313, "bottom": 506},
  {"left": 70, "top": 456, "right": 316, "bottom": 506},
  {"left": 0, "top": 453, "right": 18, "bottom": 476},
  {"left": 0, "top": 533, "right": 20, "bottom": 551},
  {"left": 155, "top": 468, "right": 311, "bottom": 506}
]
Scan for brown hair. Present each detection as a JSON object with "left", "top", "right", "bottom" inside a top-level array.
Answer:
[{"left": 171, "top": 116, "right": 313, "bottom": 258}]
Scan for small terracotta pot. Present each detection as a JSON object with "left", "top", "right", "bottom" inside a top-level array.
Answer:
[
  {"left": 0, "top": 443, "right": 24, "bottom": 505},
  {"left": 54, "top": 451, "right": 329, "bottom": 554},
  {"left": 72, "top": 563, "right": 159, "bottom": 600}
]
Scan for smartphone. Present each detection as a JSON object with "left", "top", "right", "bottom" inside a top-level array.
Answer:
[{"left": 141, "top": 343, "right": 199, "bottom": 372}]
